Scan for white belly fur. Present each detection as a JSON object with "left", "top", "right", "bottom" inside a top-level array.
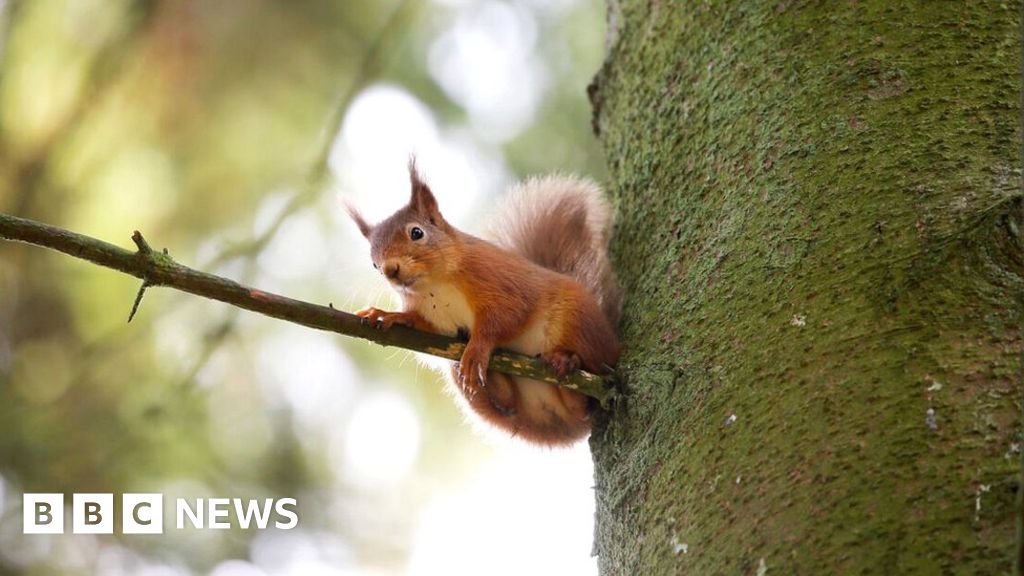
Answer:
[
  {"left": 405, "top": 281, "right": 475, "bottom": 338},
  {"left": 405, "top": 282, "right": 549, "bottom": 355}
]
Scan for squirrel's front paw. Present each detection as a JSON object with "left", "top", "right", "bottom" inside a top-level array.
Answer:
[
  {"left": 456, "top": 347, "right": 490, "bottom": 390},
  {"left": 356, "top": 307, "right": 411, "bottom": 330}
]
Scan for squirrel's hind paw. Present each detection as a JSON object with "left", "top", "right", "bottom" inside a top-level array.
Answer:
[{"left": 541, "top": 349, "right": 582, "bottom": 380}]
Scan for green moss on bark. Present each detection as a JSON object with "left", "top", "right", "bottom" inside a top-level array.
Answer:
[{"left": 591, "top": 2, "right": 1023, "bottom": 574}]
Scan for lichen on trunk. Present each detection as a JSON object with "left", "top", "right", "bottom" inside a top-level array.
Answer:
[{"left": 589, "top": 2, "right": 1023, "bottom": 574}]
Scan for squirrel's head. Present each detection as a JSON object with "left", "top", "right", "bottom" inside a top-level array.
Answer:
[{"left": 347, "top": 160, "right": 457, "bottom": 292}]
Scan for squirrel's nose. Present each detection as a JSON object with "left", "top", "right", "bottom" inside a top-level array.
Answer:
[{"left": 383, "top": 261, "right": 400, "bottom": 280}]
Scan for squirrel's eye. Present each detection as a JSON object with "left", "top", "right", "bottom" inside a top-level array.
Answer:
[
  {"left": 410, "top": 227, "right": 424, "bottom": 241},
  {"left": 373, "top": 263, "right": 378, "bottom": 270}
]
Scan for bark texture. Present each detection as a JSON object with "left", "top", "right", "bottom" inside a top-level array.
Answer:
[{"left": 589, "top": 2, "right": 1023, "bottom": 574}]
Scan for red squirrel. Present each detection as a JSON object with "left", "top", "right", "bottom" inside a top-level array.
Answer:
[{"left": 347, "top": 161, "right": 621, "bottom": 446}]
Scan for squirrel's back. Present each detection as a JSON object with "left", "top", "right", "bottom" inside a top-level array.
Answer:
[{"left": 485, "top": 175, "right": 622, "bottom": 328}]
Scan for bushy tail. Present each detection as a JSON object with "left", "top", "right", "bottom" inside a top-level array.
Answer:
[{"left": 486, "top": 175, "right": 622, "bottom": 328}]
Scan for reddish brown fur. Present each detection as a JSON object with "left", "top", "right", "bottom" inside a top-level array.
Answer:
[{"left": 350, "top": 162, "right": 620, "bottom": 446}]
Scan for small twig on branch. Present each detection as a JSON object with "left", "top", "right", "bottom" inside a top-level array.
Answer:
[
  {"left": 126, "top": 230, "right": 155, "bottom": 322},
  {"left": 0, "top": 213, "right": 616, "bottom": 405},
  {"left": 127, "top": 279, "right": 151, "bottom": 323},
  {"left": 131, "top": 230, "right": 153, "bottom": 254}
]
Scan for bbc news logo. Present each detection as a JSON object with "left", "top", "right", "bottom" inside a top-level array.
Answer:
[{"left": 23, "top": 493, "right": 298, "bottom": 534}]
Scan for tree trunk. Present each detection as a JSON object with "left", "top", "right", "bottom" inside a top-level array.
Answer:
[{"left": 589, "top": 2, "right": 1023, "bottom": 574}]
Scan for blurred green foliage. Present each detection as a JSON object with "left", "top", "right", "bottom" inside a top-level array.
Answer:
[{"left": 0, "top": 0, "right": 605, "bottom": 574}]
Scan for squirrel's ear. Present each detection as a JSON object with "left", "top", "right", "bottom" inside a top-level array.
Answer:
[
  {"left": 345, "top": 202, "right": 373, "bottom": 238},
  {"left": 408, "top": 159, "right": 444, "bottom": 224}
]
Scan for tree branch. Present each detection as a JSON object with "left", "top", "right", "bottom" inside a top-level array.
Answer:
[{"left": 0, "top": 213, "right": 616, "bottom": 405}]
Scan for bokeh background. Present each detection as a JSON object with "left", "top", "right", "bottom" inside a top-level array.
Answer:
[{"left": 0, "top": 0, "right": 609, "bottom": 574}]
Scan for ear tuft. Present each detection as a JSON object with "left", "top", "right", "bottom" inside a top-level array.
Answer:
[
  {"left": 408, "top": 157, "right": 441, "bottom": 220},
  {"left": 408, "top": 155, "right": 422, "bottom": 187},
  {"left": 344, "top": 201, "right": 373, "bottom": 238}
]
